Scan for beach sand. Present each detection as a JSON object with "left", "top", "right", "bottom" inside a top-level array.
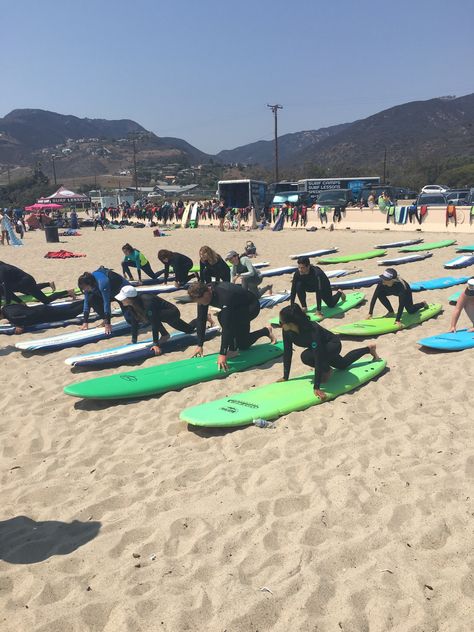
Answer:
[{"left": 1, "top": 224, "right": 473, "bottom": 631}]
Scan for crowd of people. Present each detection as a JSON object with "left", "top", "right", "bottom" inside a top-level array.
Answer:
[{"left": 1, "top": 241, "right": 473, "bottom": 398}]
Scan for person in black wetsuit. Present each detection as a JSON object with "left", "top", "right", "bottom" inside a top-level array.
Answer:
[
  {"left": 115, "top": 285, "right": 197, "bottom": 355},
  {"left": 0, "top": 261, "right": 71, "bottom": 306},
  {"left": 1, "top": 300, "right": 85, "bottom": 334},
  {"left": 198, "top": 246, "right": 230, "bottom": 283},
  {"left": 278, "top": 304, "right": 379, "bottom": 400},
  {"left": 77, "top": 267, "right": 128, "bottom": 335},
  {"left": 157, "top": 249, "right": 196, "bottom": 287},
  {"left": 187, "top": 281, "right": 276, "bottom": 371},
  {"left": 368, "top": 268, "right": 428, "bottom": 327},
  {"left": 290, "top": 256, "right": 345, "bottom": 318}
]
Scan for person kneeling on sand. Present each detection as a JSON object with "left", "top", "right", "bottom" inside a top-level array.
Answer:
[
  {"left": 187, "top": 281, "right": 276, "bottom": 371},
  {"left": 277, "top": 304, "right": 380, "bottom": 400},
  {"left": 368, "top": 268, "right": 428, "bottom": 329},
  {"left": 450, "top": 278, "right": 474, "bottom": 332}
]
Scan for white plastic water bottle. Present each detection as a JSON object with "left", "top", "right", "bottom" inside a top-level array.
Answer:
[{"left": 252, "top": 418, "right": 275, "bottom": 429}]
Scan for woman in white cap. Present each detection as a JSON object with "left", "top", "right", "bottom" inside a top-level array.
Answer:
[
  {"left": 116, "top": 285, "right": 197, "bottom": 355},
  {"left": 368, "top": 268, "right": 428, "bottom": 327},
  {"left": 450, "top": 278, "right": 474, "bottom": 332}
]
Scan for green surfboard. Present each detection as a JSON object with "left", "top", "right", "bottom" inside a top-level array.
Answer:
[
  {"left": 269, "top": 291, "right": 365, "bottom": 326},
  {"left": 317, "top": 249, "right": 386, "bottom": 264},
  {"left": 399, "top": 239, "right": 456, "bottom": 252},
  {"left": 64, "top": 342, "right": 284, "bottom": 400},
  {"left": 20, "top": 288, "right": 81, "bottom": 304},
  {"left": 180, "top": 358, "right": 387, "bottom": 427},
  {"left": 331, "top": 303, "right": 442, "bottom": 336}
]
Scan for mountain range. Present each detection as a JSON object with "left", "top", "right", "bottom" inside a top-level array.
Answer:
[{"left": 1, "top": 94, "right": 473, "bottom": 181}]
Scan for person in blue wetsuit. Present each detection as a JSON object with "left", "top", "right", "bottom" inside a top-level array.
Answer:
[
  {"left": 121, "top": 243, "right": 157, "bottom": 282},
  {"left": 278, "top": 304, "right": 379, "bottom": 400},
  {"left": 77, "top": 267, "right": 128, "bottom": 335}
]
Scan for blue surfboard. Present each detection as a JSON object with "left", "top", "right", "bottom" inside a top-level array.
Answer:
[
  {"left": 418, "top": 329, "right": 474, "bottom": 351},
  {"left": 410, "top": 276, "right": 470, "bottom": 292}
]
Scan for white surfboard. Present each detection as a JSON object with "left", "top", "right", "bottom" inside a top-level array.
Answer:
[{"left": 289, "top": 248, "right": 338, "bottom": 260}]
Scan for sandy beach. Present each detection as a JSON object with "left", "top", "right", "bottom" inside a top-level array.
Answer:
[{"left": 1, "top": 223, "right": 473, "bottom": 632}]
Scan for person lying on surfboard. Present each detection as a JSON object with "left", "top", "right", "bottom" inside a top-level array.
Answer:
[
  {"left": 277, "top": 304, "right": 379, "bottom": 401},
  {"left": 450, "top": 278, "right": 474, "bottom": 332},
  {"left": 368, "top": 268, "right": 428, "bottom": 328},
  {"left": 290, "top": 256, "right": 346, "bottom": 319},
  {"left": 0, "top": 261, "right": 72, "bottom": 306},
  {"left": 115, "top": 285, "right": 198, "bottom": 356},
  {"left": 1, "top": 300, "right": 85, "bottom": 335},
  {"left": 187, "top": 281, "right": 276, "bottom": 371}
]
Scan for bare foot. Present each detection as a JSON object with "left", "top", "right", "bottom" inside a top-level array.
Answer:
[
  {"left": 207, "top": 313, "right": 216, "bottom": 327},
  {"left": 339, "top": 291, "right": 346, "bottom": 302},
  {"left": 14, "top": 326, "right": 25, "bottom": 335},
  {"left": 367, "top": 343, "right": 380, "bottom": 361},
  {"left": 267, "top": 325, "right": 277, "bottom": 344},
  {"left": 66, "top": 288, "right": 76, "bottom": 299}
]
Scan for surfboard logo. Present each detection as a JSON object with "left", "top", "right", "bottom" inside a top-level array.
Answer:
[{"left": 120, "top": 375, "right": 138, "bottom": 382}]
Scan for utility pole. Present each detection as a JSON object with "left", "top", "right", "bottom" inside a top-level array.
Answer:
[
  {"left": 51, "top": 155, "right": 57, "bottom": 186},
  {"left": 383, "top": 146, "right": 387, "bottom": 184},
  {"left": 7, "top": 164, "right": 11, "bottom": 185},
  {"left": 267, "top": 104, "right": 283, "bottom": 183},
  {"left": 132, "top": 138, "right": 138, "bottom": 192}
]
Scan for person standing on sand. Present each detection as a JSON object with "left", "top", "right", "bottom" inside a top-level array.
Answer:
[
  {"left": 277, "top": 304, "right": 380, "bottom": 400},
  {"left": 450, "top": 278, "right": 474, "bottom": 332}
]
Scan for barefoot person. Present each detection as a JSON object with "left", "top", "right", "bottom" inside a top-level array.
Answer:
[
  {"left": 116, "top": 285, "right": 197, "bottom": 355},
  {"left": 226, "top": 250, "right": 272, "bottom": 298},
  {"left": 0, "top": 261, "right": 70, "bottom": 306},
  {"left": 290, "top": 256, "right": 345, "bottom": 318},
  {"left": 1, "top": 300, "right": 85, "bottom": 334},
  {"left": 198, "top": 246, "right": 230, "bottom": 283},
  {"left": 187, "top": 281, "right": 276, "bottom": 371},
  {"left": 278, "top": 304, "right": 380, "bottom": 400},
  {"left": 368, "top": 268, "right": 428, "bottom": 328},
  {"left": 157, "top": 249, "right": 196, "bottom": 287},
  {"left": 121, "top": 243, "right": 158, "bottom": 282},
  {"left": 77, "top": 267, "right": 128, "bottom": 335},
  {"left": 450, "top": 278, "right": 474, "bottom": 332}
]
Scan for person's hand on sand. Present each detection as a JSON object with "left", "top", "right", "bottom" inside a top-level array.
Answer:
[
  {"left": 395, "top": 320, "right": 403, "bottom": 329},
  {"left": 14, "top": 326, "right": 24, "bottom": 335},
  {"left": 276, "top": 377, "right": 287, "bottom": 383},
  {"left": 314, "top": 388, "right": 327, "bottom": 400},
  {"left": 192, "top": 346, "right": 203, "bottom": 358},
  {"left": 316, "top": 311, "right": 323, "bottom": 319},
  {"left": 104, "top": 323, "right": 112, "bottom": 335},
  {"left": 217, "top": 354, "right": 228, "bottom": 371},
  {"left": 449, "top": 326, "right": 457, "bottom": 333},
  {"left": 367, "top": 313, "right": 372, "bottom": 319},
  {"left": 151, "top": 345, "right": 162, "bottom": 356},
  {"left": 81, "top": 323, "right": 89, "bottom": 330}
]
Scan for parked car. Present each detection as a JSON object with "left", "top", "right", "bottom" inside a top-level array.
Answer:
[
  {"left": 466, "top": 188, "right": 474, "bottom": 206},
  {"left": 270, "top": 190, "right": 318, "bottom": 208},
  {"left": 446, "top": 189, "right": 470, "bottom": 204},
  {"left": 317, "top": 189, "right": 354, "bottom": 207},
  {"left": 359, "top": 185, "right": 415, "bottom": 205},
  {"left": 421, "top": 184, "right": 450, "bottom": 194},
  {"left": 394, "top": 187, "right": 418, "bottom": 199},
  {"left": 416, "top": 193, "right": 448, "bottom": 206}
]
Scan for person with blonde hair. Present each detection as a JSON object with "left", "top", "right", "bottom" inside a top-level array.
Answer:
[{"left": 198, "top": 246, "right": 230, "bottom": 283}]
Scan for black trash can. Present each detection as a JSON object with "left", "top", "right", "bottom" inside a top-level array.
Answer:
[{"left": 45, "top": 224, "right": 59, "bottom": 243}]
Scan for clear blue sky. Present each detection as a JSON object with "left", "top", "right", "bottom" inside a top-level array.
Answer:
[{"left": 2, "top": 0, "right": 473, "bottom": 154}]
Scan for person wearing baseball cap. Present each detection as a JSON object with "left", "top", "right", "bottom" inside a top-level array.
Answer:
[
  {"left": 368, "top": 267, "right": 428, "bottom": 327},
  {"left": 115, "top": 285, "right": 197, "bottom": 355},
  {"left": 450, "top": 278, "right": 474, "bottom": 332},
  {"left": 226, "top": 250, "right": 272, "bottom": 298}
]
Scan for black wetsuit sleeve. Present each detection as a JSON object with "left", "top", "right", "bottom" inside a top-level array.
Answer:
[
  {"left": 290, "top": 272, "right": 298, "bottom": 305},
  {"left": 199, "top": 261, "right": 206, "bottom": 282},
  {"left": 148, "top": 300, "right": 163, "bottom": 345},
  {"left": 313, "top": 269, "right": 323, "bottom": 312},
  {"left": 395, "top": 282, "right": 410, "bottom": 322},
  {"left": 196, "top": 303, "right": 208, "bottom": 347},
  {"left": 217, "top": 257, "right": 231, "bottom": 282},
  {"left": 163, "top": 262, "right": 170, "bottom": 283},
  {"left": 310, "top": 328, "right": 325, "bottom": 389},
  {"left": 369, "top": 283, "right": 382, "bottom": 315},
  {"left": 282, "top": 330, "right": 293, "bottom": 380}
]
